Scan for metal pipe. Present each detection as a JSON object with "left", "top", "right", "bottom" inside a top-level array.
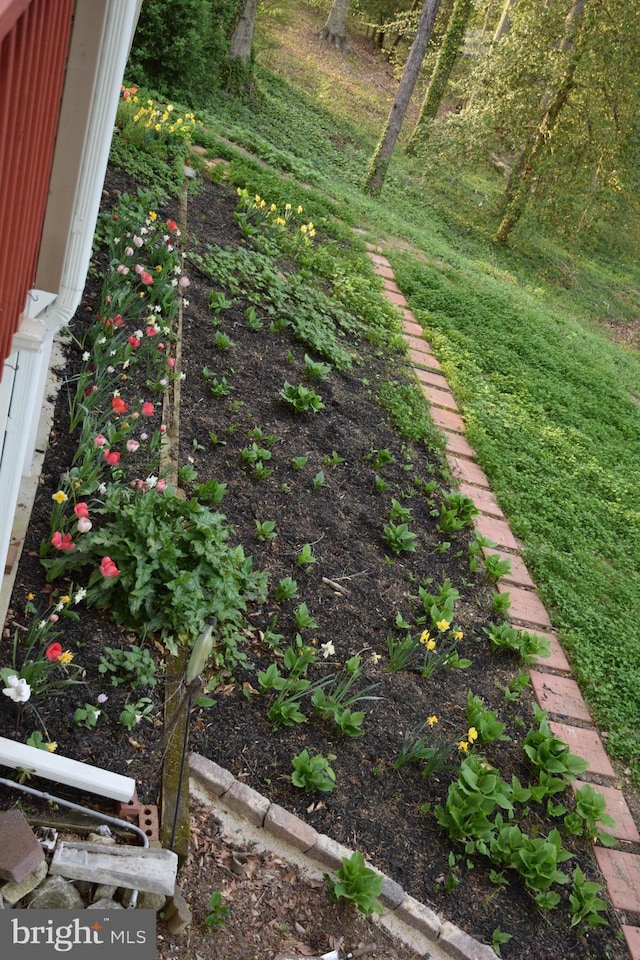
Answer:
[{"left": 0, "top": 776, "right": 148, "bottom": 908}]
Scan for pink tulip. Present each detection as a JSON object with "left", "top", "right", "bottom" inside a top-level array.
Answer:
[
  {"left": 94, "top": 434, "right": 107, "bottom": 447},
  {"left": 141, "top": 402, "right": 154, "bottom": 416},
  {"left": 127, "top": 439, "right": 140, "bottom": 453},
  {"left": 77, "top": 517, "right": 92, "bottom": 534},
  {"left": 100, "top": 557, "right": 120, "bottom": 578},
  {"left": 74, "top": 503, "right": 89, "bottom": 518}
]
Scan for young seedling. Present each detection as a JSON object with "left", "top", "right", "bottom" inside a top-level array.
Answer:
[
  {"left": 255, "top": 519, "right": 277, "bottom": 541},
  {"left": 280, "top": 381, "right": 324, "bottom": 413},
  {"left": 304, "top": 353, "right": 332, "bottom": 381},
  {"left": 296, "top": 543, "right": 316, "bottom": 570}
]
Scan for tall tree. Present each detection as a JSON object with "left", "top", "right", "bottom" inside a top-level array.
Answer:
[
  {"left": 492, "top": 0, "right": 517, "bottom": 42},
  {"left": 364, "top": 0, "right": 443, "bottom": 196},
  {"left": 494, "top": 0, "right": 586, "bottom": 241},
  {"left": 319, "top": 0, "right": 351, "bottom": 51},
  {"left": 228, "top": 0, "right": 257, "bottom": 65},
  {"left": 406, "top": 0, "right": 474, "bottom": 153}
]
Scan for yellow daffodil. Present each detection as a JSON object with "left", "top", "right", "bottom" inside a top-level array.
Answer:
[
  {"left": 436, "top": 619, "right": 450, "bottom": 632},
  {"left": 57, "top": 651, "right": 74, "bottom": 665},
  {"left": 370, "top": 652, "right": 382, "bottom": 664},
  {"left": 467, "top": 727, "right": 478, "bottom": 743},
  {"left": 149, "top": 211, "right": 157, "bottom": 221},
  {"left": 59, "top": 595, "right": 70, "bottom": 605},
  {"left": 454, "top": 630, "right": 464, "bottom": 641},
  {"left": 27, "top": 592, "right": 35, "bottom": 601},
  {"left": 458, "top": 740, "right": 469, "bottom": 752},
  {"left": 47, "top": 742, "right": 57, "bottom": 753},
  {"left": 427, "top": 715, "right": 438, "bottom": 726},
  {"left": 52, "top": 491, "right": 67, "bottom": 504},
  {"left": 419, "top": 630, "right": 430, "bottom": 643},
  {"left": 297, "top": 205, "right": 303, "bottom": 214}
]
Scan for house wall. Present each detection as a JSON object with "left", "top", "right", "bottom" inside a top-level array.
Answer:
[{"left": 0, "top": 0, "right": 141, "bottom": 616}]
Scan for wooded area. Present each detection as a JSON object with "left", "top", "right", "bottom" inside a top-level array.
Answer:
[{"left": 127, "top": 0, "right": 639, "bottom": 244}]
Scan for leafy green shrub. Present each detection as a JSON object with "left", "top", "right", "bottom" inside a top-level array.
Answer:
[
  {"left": 291, "top": 749, "right": 336, "bottom": 793},
  {"left": 42, "top": 486, "right": 267, "bottom": 664},
  {"left": 523, "top": 706, "right": 589, "bottom": 780},
  {"left": 98, "top": 645, "right": 158, "bottom": 689},
  {"left": 328, "top": 851, "right": 384, "bottom": 915},
  {"left": 280, "top": 381, "right": 324, "bottom": 413}
]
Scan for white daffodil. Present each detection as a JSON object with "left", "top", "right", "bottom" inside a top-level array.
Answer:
[
  {"left": 320, "top": 641, "right": 335, "bottom": 659},
  {"left": 3, "top": 675, "right": 31, "bottom": 703}
]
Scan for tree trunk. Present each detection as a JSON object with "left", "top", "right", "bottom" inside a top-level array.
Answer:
[
  {"left": 318, "top": 0, "right": 351, "bottom": 52},
  {"left": 494, "top": 0, "right": 587, "bottom": 242},
  {"left": 407, "top": 0, "right": 474, "bottom": 153},
  {"left": 365, "top": 0, "right": 443, "bottom": 196},
  {"left": 229, "top": 0, "right": 257, "bottom": 65},
  {"left": 492, "top": 0, "right": 517, "bottom": 43}
]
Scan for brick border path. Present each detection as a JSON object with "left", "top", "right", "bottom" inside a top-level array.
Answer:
[{"left": 368, "top": 246, "right": 640, "bottom": 959}]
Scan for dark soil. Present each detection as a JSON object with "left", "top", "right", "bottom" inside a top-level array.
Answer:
[{"left": 0, "top": 164, "right": 627, "bottom": 960}]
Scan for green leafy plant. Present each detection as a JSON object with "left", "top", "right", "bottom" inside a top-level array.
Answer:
[
  {"left": 323, "top": 450, "right": 345, "bottom": 467},
  {"left": 394, "top": 717, "right": 460, "bottom": 776},
  {"left": 214, "top": 331, "right": 233, "bottom": 350},
  {"left": 491, "top": 926, "right": 513, "bottom": 957},
  {"left": 387, "top": 498, "right": 413, "bottom": 523},
  {"left": 280, "top": 381, "right": 324, "bottom": 413},
  {"left": 296, "top": 542, "right": 316, "bottom": 570},
  {"left": 523, "top": 706, "right": 589, "bottom": 781},
  {"left": 119, "top": 697, "right": 154, "bottom": 730},
  {"left": 312, "top": 470, "right": 326, "bottom": 489},
  {"left": 499, "top": 668, "right": 531, "bottom": 703},
  {"left": 568, "top": 866, "right": 608, "bottom": 929},
  {"left": 42, "top": 485, "right": 268, "bottom": 662},
  {"left": 489, "top": 824, "right": 572, "bottom": 904},
  {"left": 255, "top": 519, "right": 277, "bottom": 541},
  {"left": 291, "top": 455, "right": 308, "bottom": 470},
  {"left": 327, "top": 850, "right": 384, "bottom": 915},
  {"left": 564, "top": 783, "right": 617, "bottom": 846},
  {"left": 491, "top": 590, "right": 511, "bottom": 618},
  {"left": 275, "top": 577, "right": 299, "bottom": 602},
  {"left": 466, "top": 691, "right": 508, "bottom": 743},
  {"left": 73, "top": 703, "right": 103, "bottom": 729},
  {"left": 383, "top": 521, "right": 417, "bottom": 554},
  {"left": 204, "top": 890, "right": 230, "bottom": 930},
  {"left": 98, "top": 645, "right": 158, "bottom": 689},
  {"left": 304, "top": 353, "right": 332, "bottom": 380},
  {"left": 485, "top": 623, "right": 550, "bottom": 663},
  {"left": 311, "top": 656, "right": 380, "bottom": 737},
  {"left": 193, "top": 478, "right": 227, "bottom": 504},
  {"left": 293, "top": 602, "right": 318, "bottom": 630},
  {"left": 437, "top": 490, "right": 478, "bottom": 534},
  {"left": 291, "top": 748, "right": 336, "bottom": 793},
  {"left": 484, "top": 553, "right": 512, "bottom": 583}
]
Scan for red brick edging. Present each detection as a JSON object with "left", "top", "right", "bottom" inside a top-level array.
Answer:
[{"left": 368, "top": 245, "right": 640, "bottom": 960}]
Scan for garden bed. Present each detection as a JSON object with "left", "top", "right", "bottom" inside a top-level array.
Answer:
[{"left": 0, "top": 164, "right": 626, "bottom": 960}]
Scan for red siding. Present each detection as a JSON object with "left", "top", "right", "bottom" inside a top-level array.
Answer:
[{"left": 0, "top": 0, "right": 74, "bottom": 368}]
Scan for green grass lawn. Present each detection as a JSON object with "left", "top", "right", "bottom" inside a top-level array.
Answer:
[{"left": 187, "top": 7, "right": 640, "bottom": 780}]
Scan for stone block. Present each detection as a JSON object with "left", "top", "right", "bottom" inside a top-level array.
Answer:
[
  {"left": 438, "top": 920, "right": 499, "bottom": 960},
  {"left": 1, "top": 861, "right": 47, "bottom": 904},
  {"left": 305, "top": 834, "right": 353, "bottom": 872},
  {"left": 163, "top": 886, "right": 192, "bottom": 936},
  {"left": 28, "top": 875, "right": 84, "bottom": 909},
  {"left": 392, "top": 893, "right": 442, "bottom": 941},
  {"left": 50, "top": 841, "right": 178, "bottom": 895},
  {"left": 0, "top": 809, "right": 45, "bottom": 884},
  {"left": 87, "top": 898, "right": 124, "bottom": 909},
  {"left": 189, "top": 753, "right": 235, "bottom": 797},
  {"left": 263, "top": 804, "right": 317, "bottom": 852},
  {"left": 219, "top": 780, "right": 270, "bottom": 827},
  {"left": 379, "top": 875, "right": 404, "bottom": 910}
]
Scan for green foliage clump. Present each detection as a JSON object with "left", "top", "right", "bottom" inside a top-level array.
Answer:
[
  {"left": 43, "top": 486, "right": 268, "bottom": 665},
  {"left": 328, "top": 851, "right": 384, "bottom": 915},
  {"left": 128, "top": 0, "right": 239, "bottom": 106}
]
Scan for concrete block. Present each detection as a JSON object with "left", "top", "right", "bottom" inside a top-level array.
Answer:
[
  {"left": 1, "top": 860, "right": 48, "bottom": 904},
  {"left": 0, "top": 809, "right": 45, "bottom": 883},
  {"left": 392, "top": 893, "right": 442, "bottom": 941},
  {"left": 163, "top": 886, "right": 192, "bottom": 936},
  {"left": 438, "top": 920, "right": 499, "bottom": 960},
  {"left": 28, "top": 875, "right": 84, "bottom": 909},
  {"left": 189, "top": 753, "right": 235, "bottom": 797},
  {"left": 263, "top": 804, "right": 317, "bottom": 852},
  {"left": 50, "top": 841, "right": 178, "bottom": 896},
  {"left": 219, "top": 780, "right": 269, "bottom": 827},
  {"left": 306, "top": 834, "right": 354, "bottom": 872},
  {"left": 379, "top": 875, "right": 404, "bottom": 910}
]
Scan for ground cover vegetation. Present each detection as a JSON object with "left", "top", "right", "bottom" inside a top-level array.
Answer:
[
  {"left": 0, "top": 81, "right": 630, "bottom": 959},
  {"left": 1, "top": 5, "right": 638, "bottom": 958}
]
